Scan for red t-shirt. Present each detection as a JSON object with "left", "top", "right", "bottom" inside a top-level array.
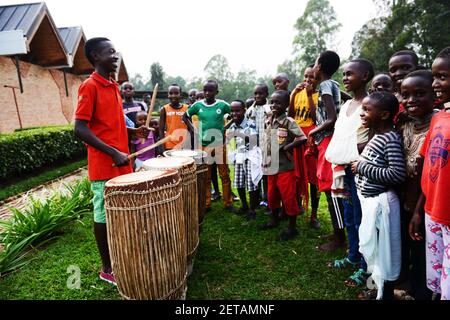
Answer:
[
  {"left": 420, "top": 110, "right": 450, "bottom": 226},
  {"left": 75, "top": 72, "right": 132, "bottom": 181}
]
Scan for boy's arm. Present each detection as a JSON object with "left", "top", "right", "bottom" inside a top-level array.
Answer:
[
  {"left": 306, "top": 85, "right": 317, "bottom": 122},
  {"left": 409, "top": 190, "right": 426, "bottom": 241},
  {"left": 355, "top": 139, "right": 406, "bottom": 184},
  {"left": 183, "top": 103, "right": 198, "bottom": 133},
  {"left": 283, "top": 120, "right": 307, "bottom": 152},
  {"left": 159, "top": 108, "right": 166, "bottom": 151},
  {"left": 308, "top": 94, "right": 337, "bottom": 140},
  {"left": 74, "top": 120, "right": 129, "bottom": 167}
]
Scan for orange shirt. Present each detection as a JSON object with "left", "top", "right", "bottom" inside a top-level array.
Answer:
[
  {"left": 163, "top": 103, "right": 189, "bottom": 150},
  {"left": 420, "top": 111, "right": 450, "bottom": 226},
  {"left": 75, "top": 72, "right": 132, "bottom": 181}
]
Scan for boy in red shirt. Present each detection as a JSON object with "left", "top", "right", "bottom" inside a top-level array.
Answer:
[
  {"left": 75, "top": 37, "right": 149, "bottom": 285},
  {"left": 410, "top": 47, "right": 450, "bottom": 300}
]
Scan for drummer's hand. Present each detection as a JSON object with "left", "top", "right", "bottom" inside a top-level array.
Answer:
[
  {"left": 112, "top": 150, "right": 130, "bottom": 167},
  {"left": 136, "top": 126, "right": 151, "bottom": 139}
]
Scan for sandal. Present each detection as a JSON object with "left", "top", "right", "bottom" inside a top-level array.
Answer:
[
  {"left": 344, "top": 268, "right": 371, "bottom": 287},
  {"left": 327, "top": 257, "right": 358, "bottom": 270}
]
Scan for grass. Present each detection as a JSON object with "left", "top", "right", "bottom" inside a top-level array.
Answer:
[
  {"left": 0, "top": 159, "right": 87, "bottom": 202},
  {"left": 0, "top": 191, "right": 361, "bottom": 300}
]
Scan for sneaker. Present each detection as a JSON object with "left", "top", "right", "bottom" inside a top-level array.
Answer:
[
  {"left": 259, "top": 201, "right": 268, "bottom": 207},
  {"left": 211, "top": 192, "right": 221, "bottom": 201},
  {"left": 277, "top": 228, "right": 299, "bottom": 241},
  {"left": 232, "top": 193, "right": 240, "bottom": 202},
  {"left": 99, "top": 271, "right": 117, "bottom": 286},
  {"left": 310, "top": 218, "right": 321, "bottom": 229}
]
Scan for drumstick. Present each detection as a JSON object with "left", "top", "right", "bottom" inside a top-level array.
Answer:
[
  {"left": 112, "top": 135, "right": 173, "bottom": 167},
  {"left": 141, "top": 83, "right": 159, "bottom": 144},
  {"left": 129, "top": 135, "right": 172, "bottom": 159}
]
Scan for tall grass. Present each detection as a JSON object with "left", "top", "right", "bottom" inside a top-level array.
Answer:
[{"left": 0, "top": 178, "right": 93, "bottom": 277}]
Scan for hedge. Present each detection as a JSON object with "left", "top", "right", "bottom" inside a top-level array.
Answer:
[{"left": 0, "top": 126, "right": 86, "bottom": 180}]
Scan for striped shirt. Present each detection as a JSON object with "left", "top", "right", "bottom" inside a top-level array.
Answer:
[{"left": 355, "top": 131, "right": 406, "bottom": 197}]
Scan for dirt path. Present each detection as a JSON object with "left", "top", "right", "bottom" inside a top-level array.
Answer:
[{"left": 0, "top": 167, "right": 88, "bottom": 221}]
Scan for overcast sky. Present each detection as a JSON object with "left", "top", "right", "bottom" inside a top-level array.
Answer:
[{"left": 1, "top": 0, "right": 377, "bottom": 81}]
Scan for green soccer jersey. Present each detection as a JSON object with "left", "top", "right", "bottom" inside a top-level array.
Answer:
[{"left": 187, "top": 99, "right": 231, "bottom": 146}]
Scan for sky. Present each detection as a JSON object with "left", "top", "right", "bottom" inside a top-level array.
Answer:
[{"left": 1, "top": 0, "right": 378, "bottom": 81}]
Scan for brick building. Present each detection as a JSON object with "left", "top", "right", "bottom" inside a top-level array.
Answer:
[{"left": 0, "top": 2, "right": 128, "bottom": 133}]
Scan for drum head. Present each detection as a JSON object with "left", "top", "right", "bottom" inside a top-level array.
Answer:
[
  {"left": 163, "top": 149, "right": 206, "bottom": 159},
  {"left": 105, "top": 169, "right": 177, "bottom": 187},
  {"left": 143, "top": 156, "right": 194, "bottom": 170}
]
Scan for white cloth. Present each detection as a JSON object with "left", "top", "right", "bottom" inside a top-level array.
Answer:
[
  {"left": 358, "top": 190, "right": 401, "bottom": 300},
  {"left": 325, "top": 100, "right": 368, "bottom": 165},
  {"left": 247, "top": 147, "right": 263, "bottom": 186}
]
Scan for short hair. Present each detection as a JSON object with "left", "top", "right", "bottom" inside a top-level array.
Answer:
[
  {"left": 84, "top": 37, "right": 110, "bottom": 66},
  {"left": 204, "top": 79, "right": 218, "bottom": 89},
  {"left": 390, "top": 50, "right": 419, "bottom": 66},
  {"left": 369, "top": 91, "right": 399, "bottom": 120},
  {"left": 255, "top": 83, "right": 269, "bottom": 93},
  {"left": 245, "top": 97, "right": 255, "bottom": 107},
  {"left": 274, "top": 73, "right": 289, "bottom": 81},
  {"left": 317, "top": 51, "right": 340, "bottom": 76},
  {"left": 168, "top": 83, "right": 182, "bottom": 92},
  {"left": 231, "top": 99, "right": 246, "bottom": 110},
  {"left": 307, "top": 64, "right": 315, "bottom": 69},
  {"left": 403, "top": 70, "right": 433, "bottom": 86},
  {"left": 188, "top": 88, "right": 198, "bottom": 94},
  {"left": 272, "top": 90, "right": 290, "bottom": 106},
  {"left": 436, "top": 46, "right": 450, "bottom": 60},
  {"left": 120, "top": 82, "right": 133, "bottom": 90},
  {"left": 350, "top": 58, "right": 375, "bottom": 82},
  {"left": 136, "top": 110, "right": 147, "bottom": 118}
]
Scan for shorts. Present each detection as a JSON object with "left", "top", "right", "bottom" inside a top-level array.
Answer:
[
  {"left": 233, "top": 160, "right": 258, "bottom": 191},
  {"left": 268, "top": 171, "right": 300, "bottom": 216},
  {"left": 91, "top": 180, "right": 107, "bottom": 223}
]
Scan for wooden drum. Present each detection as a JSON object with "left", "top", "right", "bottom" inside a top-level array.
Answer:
[
  {"left": 142, "top": 157, "right": 199, "bottom": 276},
  {"left": 104, "top": 169, "right": 186, "bottom": 300},
  {"left": 163, "top": 149, "right": 208, "bottom": 233}
]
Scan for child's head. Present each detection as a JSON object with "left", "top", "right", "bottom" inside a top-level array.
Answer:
[
  {"left": 401, "top": 70, "right": 435, "bottom": 118},
  {"left": 303, "top": 64, "right": 316, "bottom": 87},
  {"left": 135, "top": 111, "right": 147, "bottom": 127},
  {"left": 203, "top": 80, "right": 219, "bottom": 103},
  {"left": 432, "top": 46, "right": 450, "bottom": 104},
  {"left": 360, "top": 92, "right": 399, "bottom": 129},
  {"left": 272, "top": 73, "right": 290, "bottom": 91},
  {"left": 388, "top": 50, "right": 419, "bottom": 90},
  {"left": 270, "top": 90, "right": 290, "bottom": 117},
  {"left": 149, "top": 118, "right": 159, "bottom": 133},
  {"left": 342, "top": 58, "right": 375, "bottom": 93},
  {"left": 143, "top": 94, "right": 151, "bottom": 105},
  {"left": 254, "top": 84, "right": 269, "bottom": 105},
  {"left": 313, "top": 50, "right": 340, "bottom": 81},
  {"left": 245, "top": 97, "right": 255, "bottom": 108},
  {"left": 230, "top": 100, "right": 246, "bottom": 124},
  {"left": 168, "top": 84, "right": 182, "bottom": 105},
  {"left": 84, "top": 37, "right": 118, "bottom": 73},
  {"left": 188, "top": 89, "right": 198, "bottom": 104},
  {"left": 196, "top": 91, "right": 205, "bottom": 101},
  {"left": 121, "top": 82, "right": 135, "bottom": 100},
  {"left": 370, "top": 73, "right": 394, "bottom": 93}
]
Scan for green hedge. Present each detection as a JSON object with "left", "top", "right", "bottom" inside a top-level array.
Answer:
[{"left": 0, "top": 126, "right": 86, "bottom": 180}]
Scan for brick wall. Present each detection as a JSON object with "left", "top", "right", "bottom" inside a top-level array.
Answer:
[{"left": 0, "top": 56, "right": 83, "bottom": 133}]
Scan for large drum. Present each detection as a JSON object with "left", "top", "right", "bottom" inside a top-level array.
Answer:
[
  {"left": 104, "top": 170, "right": 186, "bottom": 300},
  {"left": 142, "top": 157, "right": 199, "bottom": 276},
  {"left": 163, "top": 149, "right": 208, "bottom": 232}
]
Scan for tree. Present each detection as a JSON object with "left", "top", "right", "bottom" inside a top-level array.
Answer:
[
  {"left": 150, "top": 62, "right": 165, "bottom": 90},
  {"left": 165, "top": 76, "right": 187, "bottom": 91},
  {"left": 128, "top": 73, "right": 147, "bottom": 91},
  {"left": 351, "top": 0, "right": 450, "bottom": 71},
  {"left": 203, "top": 54, "right": 233, "bottom": 82},
  {"left": 292, "top": 0, "right": 342, "bottom": 68}
]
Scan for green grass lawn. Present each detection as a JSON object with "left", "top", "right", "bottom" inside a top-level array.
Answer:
[
  {"left": 0, "top": 192, "right": 361, "bottom": 300},
  {"left": 0, "top": 159, "right": 87, "bottom": 202}
]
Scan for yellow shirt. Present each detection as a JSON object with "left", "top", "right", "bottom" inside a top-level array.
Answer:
[{"left": 291, "top": 89, "right": 318, "bottom": 128}]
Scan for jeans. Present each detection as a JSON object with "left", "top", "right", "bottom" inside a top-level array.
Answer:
[{"left": 342, "top": 168, "right": 366, "bottom": 269}]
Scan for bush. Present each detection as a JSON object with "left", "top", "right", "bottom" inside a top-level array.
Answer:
[{"left": 0, "top": 126, "right": 86, "bottom": 180}]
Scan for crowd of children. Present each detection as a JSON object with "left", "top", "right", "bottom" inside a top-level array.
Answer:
[{"left": 75, "top": 36, "right": 450, "bottom": 300}]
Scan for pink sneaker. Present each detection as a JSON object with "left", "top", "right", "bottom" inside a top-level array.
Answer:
[{"left": 99, "top": 271, "right": 117, "bottom": 286}]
